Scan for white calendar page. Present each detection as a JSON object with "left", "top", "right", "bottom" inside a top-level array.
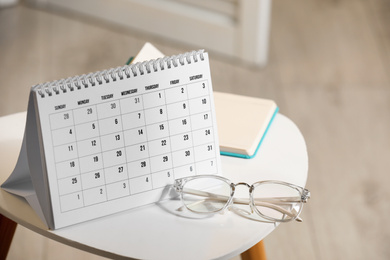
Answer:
[{"left": 34, "top": 53, "right": 221, "bottom": 229}]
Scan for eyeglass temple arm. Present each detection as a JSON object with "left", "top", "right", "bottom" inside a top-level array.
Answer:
[
  {"left": 181, "top": 188, "right": 302, "bottom": 221},
  {"left": 180, "top": 187, "right": 304, "bottom": 203},
  {"left": 181, "top": 188, "right": 302, "bottom": 204},
  {"left": 233, "top": 198, "right": 302, "bottom": 222}
]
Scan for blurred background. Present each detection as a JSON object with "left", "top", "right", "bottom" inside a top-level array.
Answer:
[{"left": 1, "top": 0, "right": 389, "bottom": 259}]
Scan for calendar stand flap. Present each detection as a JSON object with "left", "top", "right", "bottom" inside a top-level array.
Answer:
[
  {"left": 26, "top": 91, "right": 54, "bottom": 229},
  {"left": 1, "top": 92, "right": 53, "bottom": 229}
]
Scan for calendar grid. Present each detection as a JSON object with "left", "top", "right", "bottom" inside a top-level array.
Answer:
[{"left": 49, "top": 80, "right": 219, "bottom": 213}]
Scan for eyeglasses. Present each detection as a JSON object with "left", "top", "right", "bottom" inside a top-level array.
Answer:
[{"left": 173, "top": 175, "right": 310, "bottom": 223}]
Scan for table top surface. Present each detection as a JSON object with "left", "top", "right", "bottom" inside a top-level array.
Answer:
[{"left": 0, "top": 111, "right": 308, "bottom": 260}]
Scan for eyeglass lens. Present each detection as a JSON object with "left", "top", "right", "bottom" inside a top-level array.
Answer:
[
  {"left": 252, "top": 182, "right": 303, "bottom": 221},
  {"left": 181, "top": 177, "right": 231, "bottom": 213}
]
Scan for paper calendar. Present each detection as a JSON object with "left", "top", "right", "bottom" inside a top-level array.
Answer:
[{"left": 1, "top": 50, "right": 222, "bottom": 229}]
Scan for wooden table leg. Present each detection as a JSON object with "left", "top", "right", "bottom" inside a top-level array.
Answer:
[
  {"left": 0, "top": 214, "right": 17, "bottom": 260},
  {"left": 241, "top": 240, "right": 267, "bottom": 260}
]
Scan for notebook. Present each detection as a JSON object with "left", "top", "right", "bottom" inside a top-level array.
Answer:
[
  {"left": 1, "top": 49, "right": 222, "bottom": 229},
  {"left": 131, "top": 43, "right": 279, "bottom": 159},
  {"left": 214, "top": 92, "right": 278, "bottom": 158}
]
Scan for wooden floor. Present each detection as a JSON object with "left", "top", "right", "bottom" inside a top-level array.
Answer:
[{"left": 1, "top": 1, "right": 390, "bottom": 259}]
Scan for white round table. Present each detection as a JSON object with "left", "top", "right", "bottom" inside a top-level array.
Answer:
[{"left": 0, "top": 112, "right": 308, "bottom": 260}]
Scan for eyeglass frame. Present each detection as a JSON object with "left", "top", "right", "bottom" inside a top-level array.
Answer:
[{"left": 173, "top": 174, "right": 311, "bottom": 223}]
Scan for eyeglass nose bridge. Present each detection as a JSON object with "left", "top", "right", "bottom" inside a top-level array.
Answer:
[
  {"left": 232, "top": 182, "right": 254, "bottom": 196},
  {"left": 234, "top": 182, "right": 251, "bottom": 189},
  {"left": 229, "top": 182, "right": 255, "bottom": 214}
]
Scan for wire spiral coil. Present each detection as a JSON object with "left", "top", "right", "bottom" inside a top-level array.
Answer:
[{"left": 35, "top": 50, "right": 205, "bottom": 98}]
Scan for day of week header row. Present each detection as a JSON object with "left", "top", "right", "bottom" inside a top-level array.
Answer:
[{"left": 53, "top": 77, "right": 205, "bottom": 111}]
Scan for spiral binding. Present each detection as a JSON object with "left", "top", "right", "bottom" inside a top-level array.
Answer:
[{"left": 35, "top": 50, "right": 205, "bottom": 98}]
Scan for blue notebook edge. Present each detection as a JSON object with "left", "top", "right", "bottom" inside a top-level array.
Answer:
[{"left": 220, "top": 106, "right": 279, "bottom": 159}]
